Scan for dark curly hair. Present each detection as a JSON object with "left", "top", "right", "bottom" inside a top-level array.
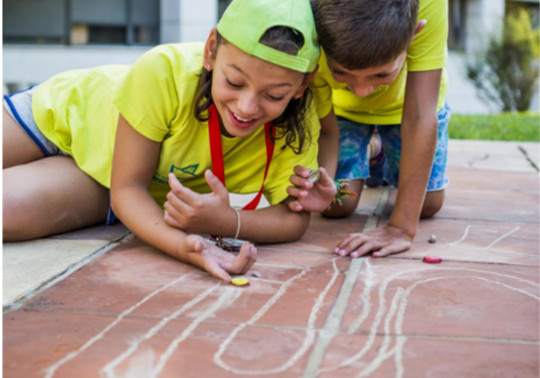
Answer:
[{"left": 194, "top": 27, "right": 314, "bottom": 154}]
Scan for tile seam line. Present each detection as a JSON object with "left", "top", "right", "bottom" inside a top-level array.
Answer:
[
  {"left": 3, "top": 234, "right": 133, "bottom": 314},
  {"left": 302, "top": 187, "right": 390, "bottom": 377},
  {"left": 518, "top": 144, "right": 540, "bottom": 172}
]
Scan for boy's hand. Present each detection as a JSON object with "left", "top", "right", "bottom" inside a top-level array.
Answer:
[
  {"left": 179, "top": 234, "right": 257, "bottom": 282},
  {"left": 164, "top": 170, "right": 235, "bottom": 235},
  {"left": 286, "top": 166, "right": 337, "bottom": 212},
  {"left": 333, "top": 224, "right": 413, "bottom": 258}
]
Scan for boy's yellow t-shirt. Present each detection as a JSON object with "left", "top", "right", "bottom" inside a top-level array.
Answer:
[
  {"left": 32, "top": 43, "right": 319, "bottom": 208},
  {"left": 313, "top": 0, "right": 449, "bottom": 125}
]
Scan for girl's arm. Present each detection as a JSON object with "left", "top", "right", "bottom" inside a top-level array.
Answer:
[
  {"left": 110, "top": 115, "right": 256, "bottom": 281},
  {"left": 164, "top": 169, "right": 313, "bottom": 243}
]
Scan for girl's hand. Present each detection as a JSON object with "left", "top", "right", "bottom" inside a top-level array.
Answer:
[
  {"left": 164, "top": 170, "right": 235, "bottom": 235},
  {"left": 333, "top": 224, "right": 413, "bottom": 258},
  {"left": 286, "top": 166, "right": 337, "bottom": 213},
  {"left": 180, "top": 234, "right": 257, "bottom": 282}
]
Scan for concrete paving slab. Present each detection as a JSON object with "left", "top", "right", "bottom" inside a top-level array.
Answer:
[
  {"left": 448, "top": 140, "right": 538, "bottom": 172},
  {"left": 3, "top": 140, "right": 539, "bottom": 377},
  {"left": 3, "top": 238, "right": 120, "bottom": 308}
]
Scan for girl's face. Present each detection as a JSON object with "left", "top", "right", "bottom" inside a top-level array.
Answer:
[{"left": 204, "top": 29, "right": 313, "bottom": 137}]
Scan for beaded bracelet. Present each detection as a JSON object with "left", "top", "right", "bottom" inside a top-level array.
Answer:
[{"left": 325, "top": 179, "right": 357, "bottom": 212}]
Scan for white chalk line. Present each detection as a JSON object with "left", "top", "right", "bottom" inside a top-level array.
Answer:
[
  {"left": 152, "top": 285, "right": 243, "bottom": 377},
  {"left": 354, "top": 273, "right": 539, "bottom": 378},
  {"left": 318, "top": 260, "right": 539, "bottom": 375},
  {"left": 483, "top": 226, "right": 520, "bottom": 250},
  {"left": 101, "top": 283, "right": 220, "bottom": 378},
  {"left": 43, "top": 273, "right": 195, "bottom": 378},
  {"left": 214, "top": 259, "right": 341, "bottom": 375}
]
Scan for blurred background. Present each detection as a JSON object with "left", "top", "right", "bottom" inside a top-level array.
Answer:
[{"left": 3, "top": 0, "right": 539, "bottom": 123}]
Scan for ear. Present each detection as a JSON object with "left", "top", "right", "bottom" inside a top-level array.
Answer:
[
  {"left": 412, "top": 19, "right": 427, "bottom": 42},
  {"left": 204, "top": 28, "right": 218, "bottom": 70},
  {"left": 292, "top": 66, "right": 319, "bottom": 99}
]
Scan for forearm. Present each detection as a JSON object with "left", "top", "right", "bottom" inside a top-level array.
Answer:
[
  {"left": 389, "top": 69, "right": 441, "bottom": 238},
  {"left": 389, "top": 115, "right": 437, "bottom": 237},
  {"left": 111, "top": 186, "right": 189, "bottom": 260},
  {"left": 236, "top": 202, "right": 310, "bottom": 243}
]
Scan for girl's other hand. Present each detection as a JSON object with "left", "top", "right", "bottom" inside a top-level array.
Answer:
[
  {"left": 286, "top": 166, "right": 337, "bottom": 213},
  {"left": 164, "top": 170, "right": 235, "bottom": 235}
]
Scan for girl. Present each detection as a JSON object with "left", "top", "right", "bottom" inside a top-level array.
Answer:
[{"left": 3, "top": 0, "right": 336, "bottom": 282}]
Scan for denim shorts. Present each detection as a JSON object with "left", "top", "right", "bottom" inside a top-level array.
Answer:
[
  {"left": 3, "top": 85, "right": 117, "bottom": 224},
  {"left": 336, "top": 103, "right": 451, "bottom": 191}
]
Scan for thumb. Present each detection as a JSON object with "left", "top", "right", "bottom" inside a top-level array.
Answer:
[{"left": 205, "top": 169, "right": 228, "bottom": 197}]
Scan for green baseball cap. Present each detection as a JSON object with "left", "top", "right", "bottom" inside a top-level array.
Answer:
[{"left": 217, "top": 0, "right": 320, "bottom": 73}]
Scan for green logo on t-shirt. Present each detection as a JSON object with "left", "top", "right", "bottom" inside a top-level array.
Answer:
[{"left": 170, "top": 164, "right": 198, "bottom": 176}]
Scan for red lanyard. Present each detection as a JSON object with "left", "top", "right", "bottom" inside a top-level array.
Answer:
[{"left": 208, "top": 104, "right": 274, "bottom": 210}]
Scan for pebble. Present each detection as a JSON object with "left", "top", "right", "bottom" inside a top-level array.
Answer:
[
  {"left": 251, "top": 271, "right": 262, "bottom": 278},
  {"left": 428, "top": 234, "right": 437, "bottom": 243}
]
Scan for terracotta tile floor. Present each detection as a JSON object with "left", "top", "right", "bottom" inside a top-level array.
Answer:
[{"left": 3, "top": 140, "right": 539, "bottom": 377}]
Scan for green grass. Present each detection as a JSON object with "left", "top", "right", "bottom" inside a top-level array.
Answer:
[{"left": 449, "top": 112, "right": 539, "bottom": 142}]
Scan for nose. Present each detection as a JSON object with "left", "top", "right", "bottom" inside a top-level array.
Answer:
[
  {"left": 236, "top": 92, "right": 259, "bottom": 116},
  {"left": 350, "top": 85, "right": 377, "bottom": 97}
]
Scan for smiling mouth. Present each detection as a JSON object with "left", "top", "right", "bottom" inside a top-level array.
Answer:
[{"left": 232, "top": 112, "right": 254, "bottom": 123}]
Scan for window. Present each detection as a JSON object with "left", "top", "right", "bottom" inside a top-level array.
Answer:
[{"left": 3, "top": 0, "right": 159, "bottom": 45}]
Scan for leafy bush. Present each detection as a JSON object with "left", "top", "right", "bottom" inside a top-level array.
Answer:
[{"left": 466, "top": 8, "right": 539, "bottom": 112}]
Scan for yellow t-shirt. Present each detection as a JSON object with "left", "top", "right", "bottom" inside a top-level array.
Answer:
[
  {"left": 313, "top": 0, "right": 449, "bottom": 125},
  {"left": 32, "top": 43, "right": 319, "bottom": 208}
]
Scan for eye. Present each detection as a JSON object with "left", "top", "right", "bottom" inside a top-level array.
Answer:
[
  {"left": 266, "top": 93, "right": 285, "bottom": 101},
  {"left": 332, "top": 69, "right": 346, "bottom": 76},
  {"left": 226, "top": 78, "right": 242, "bottom": 88},
  {"left": 375, "top": 73, "right": 390, "bottom": 79}
]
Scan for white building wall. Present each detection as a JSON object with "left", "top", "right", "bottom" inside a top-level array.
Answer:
[
  {"left": 179, "top": 0, "right": 217, "bottom": 42},
  {"left": 3, "top": 0, "right": 218, "bottom": 91},
  {"left": 465, "top": 0, "right": 505, "bottom": 54}
]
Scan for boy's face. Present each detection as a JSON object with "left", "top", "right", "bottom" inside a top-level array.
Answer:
[{"left": 326, "top": 52, "right": 407, "bottom": 98}]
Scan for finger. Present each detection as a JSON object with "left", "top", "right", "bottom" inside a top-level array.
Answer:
[
  {"left": 163, "top": 209, "right": 183, "bottom": 228},
  {"left": 287, "top": 200, "right": 303, "bottom": 212},
  {"left": 286, "top": 185, "right": 308, "bottom": 200},
  {"left": 168, "top": 173, "right": 198, "bottom": 203},
  {"left": 372, "top": 241, "right": 411, "bottom": 257},
  {"left": 293, "top": 165, "right": 311, "bottom": 178},
  {"left": 204, "top": 169, "right": 229, "bottom": 199},
  {"left": 289, "top": 173, "right": 313, "bottom": 189},
  {"left": 187, "top": 235, "right": 231, "bottom": 282},
  {"left": 350, "top": 241, "right": 383, "bottom": 258},
  {"left": 334, "top": 233, "right": 366, "bottom": 252},
  {"left": 223, "top": 242, "right": 257, "bottom": 275}
]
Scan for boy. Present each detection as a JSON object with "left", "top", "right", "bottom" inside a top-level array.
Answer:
[{"left": 311, "top": 0, "right": 450, "bottom": 258}]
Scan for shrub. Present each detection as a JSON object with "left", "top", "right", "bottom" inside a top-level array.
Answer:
[{"left": 466, "top": 8, "right": 539, "bottom": 112}]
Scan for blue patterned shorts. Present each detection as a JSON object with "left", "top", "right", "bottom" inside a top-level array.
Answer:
[{"left": 336, "top": 103, "right": 451, "bottom": 191}]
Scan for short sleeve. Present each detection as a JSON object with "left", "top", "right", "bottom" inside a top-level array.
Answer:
[
  {"left": 113, "top": 45, "right": 180, "bottom": 142},
  {"left": 407, "top": 0, "right": 448, "bottom": 72}
]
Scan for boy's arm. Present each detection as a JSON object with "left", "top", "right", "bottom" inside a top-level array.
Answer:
[
  {"left": 384, "top": 68, "right": 442, "bottom": 248},
  {"left": 334, "top": 69, "right": 441, "bottom": 258}
]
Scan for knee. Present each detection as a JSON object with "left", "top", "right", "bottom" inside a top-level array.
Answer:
[
  {"left": 3, "top": 187, "right": 35, "bottom": 241},
  {"left": 421, "top": 190, "right": 445, "bottom": 219},
  {"left": 322, "top": 183, "right": 364, "bottom": 219}
]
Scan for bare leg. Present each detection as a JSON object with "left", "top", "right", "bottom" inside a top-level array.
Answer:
[
  {"left": 322, "top": 178, "right": 364, "bottom": 218},
  {"left": 421, "top": 189, "right": 445, "bottom": 218},
  {"left": 3, "top": 155, "right": 110, "bottom": 241},
  {"left": 3, "top": 106, "right": 45, "bottom": 168}
]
